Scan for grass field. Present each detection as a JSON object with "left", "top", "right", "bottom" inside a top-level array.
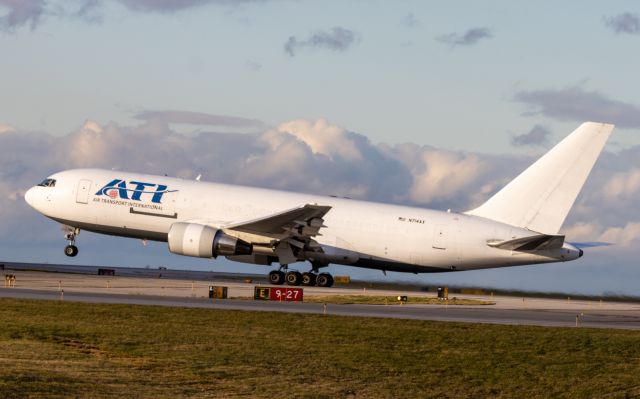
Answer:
[{"left": 1, "top": 298, "right": 639, "bottom": 398}]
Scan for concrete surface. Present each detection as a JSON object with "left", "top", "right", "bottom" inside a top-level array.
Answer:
[{"left": 2, "top": 269, "right": 640, "bottom": 330}]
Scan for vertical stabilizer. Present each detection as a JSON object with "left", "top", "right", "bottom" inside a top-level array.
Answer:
[{"left": 466, "top": 122, "right": 614, "bottom": 234}]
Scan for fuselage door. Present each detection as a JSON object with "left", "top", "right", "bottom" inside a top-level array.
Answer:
[
  {"left": 76, "top": 179, "right": 92, "bottom": 204},
  {"left": 432, "top": 225, "right": 448, "bottom": 250}
]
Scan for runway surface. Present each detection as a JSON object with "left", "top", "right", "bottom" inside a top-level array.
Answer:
[
  {"left": 2, "top": 262, "right": 640, "bottom": 330},
  {"left": 2, "top": 285, "right": 640, "bottom": 330}
]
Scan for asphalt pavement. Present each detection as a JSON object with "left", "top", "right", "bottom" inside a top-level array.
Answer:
[{"left": 2, "top": 287, "right": 639, "bottom": 330}]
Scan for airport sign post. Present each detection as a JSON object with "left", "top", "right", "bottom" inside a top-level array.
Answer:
[{"left": 254, "top": 286, "right": 303, "bottom": 302}]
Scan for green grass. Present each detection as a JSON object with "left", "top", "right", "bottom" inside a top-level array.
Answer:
[{"left": 0, "top": 298, "right": 639, "bottom": 398}]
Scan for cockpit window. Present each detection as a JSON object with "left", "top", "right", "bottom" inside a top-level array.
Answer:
[{"left": 37, "top": 178, "right": 56, "bottom": 188}]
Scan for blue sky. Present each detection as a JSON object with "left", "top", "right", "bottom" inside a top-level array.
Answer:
[{"left": 1, "top": 0, "right": 640, "bottom": 295}]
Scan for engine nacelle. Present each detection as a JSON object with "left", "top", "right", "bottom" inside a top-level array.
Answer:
[{"left": 167, "top": 222, "right": 252, "bottom": 258}]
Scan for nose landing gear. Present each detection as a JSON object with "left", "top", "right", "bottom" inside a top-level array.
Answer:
[{"left": 63, "top": 227, "right": 80, "bottom": 257}]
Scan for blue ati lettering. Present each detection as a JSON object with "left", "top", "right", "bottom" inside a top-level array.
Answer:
[{"left": 95, "top": 179, "right": 177, "bottom": 204}]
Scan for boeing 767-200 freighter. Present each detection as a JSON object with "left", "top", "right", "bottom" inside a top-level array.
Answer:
[{"left": 25, "top": 122, "right": 613, "bottom": 287}]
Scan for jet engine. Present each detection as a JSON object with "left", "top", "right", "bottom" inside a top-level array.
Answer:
[{"left": 167, "top": 222, "right": 252, "bottom": 258}]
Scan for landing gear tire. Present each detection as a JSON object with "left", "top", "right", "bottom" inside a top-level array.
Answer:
[
  {"left": 64, "top": 245, "right": 78, "bottom": 257},
  {"left": 301, "top": 272, "right": 317, "bottom": 286},
  {"left": 316, "top": 273, "right": 334, "bottom": 288},
  {"left": 268, "top": 270, "right": 285, "bottom": 285},
  {"left": 285, "top": 271, "right": 303, "bottom": 286},
  {"left": 63, "top": 227, "right": 80, "bottom": 257}
]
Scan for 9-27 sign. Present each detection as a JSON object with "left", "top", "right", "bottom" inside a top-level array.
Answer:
[{"left": 254, "top": 287, "right": 303, "bottom": 302}]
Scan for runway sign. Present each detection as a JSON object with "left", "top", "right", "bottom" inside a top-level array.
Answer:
[
  {"left": 254, "top": 287, "right": 271, "bottom": 300},
  {"left": 253, "top": 287, "right": 303, "bottom": 302},
  {"left": 333, "top": 276, "right": 351, "bottom": 284}
]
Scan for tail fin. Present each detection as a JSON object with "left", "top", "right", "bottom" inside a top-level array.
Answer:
[{"left": 466, "top": 122, "right": 614, "bottom": 234}]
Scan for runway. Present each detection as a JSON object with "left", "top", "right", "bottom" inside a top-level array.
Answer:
[
  {"left": 2, "top": 284, "right": 640, "bottom": 330},
  {"left": 2, "top": 262, "right": 640, "bottom": 329}
]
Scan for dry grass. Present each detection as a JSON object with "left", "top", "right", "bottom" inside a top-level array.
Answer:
[{"left": 0, "top": 298, "right": 639, "bottom": 398}]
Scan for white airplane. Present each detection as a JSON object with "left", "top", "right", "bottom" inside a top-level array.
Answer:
[{"left": 25, "top": 122, "right": 613, "bottom": 287}]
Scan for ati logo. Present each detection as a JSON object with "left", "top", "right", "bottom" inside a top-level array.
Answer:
[{"left": 95, "top": 179, "right": 178, "bottom": 204}]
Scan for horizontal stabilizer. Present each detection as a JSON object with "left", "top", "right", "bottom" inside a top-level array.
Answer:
[
  {"left": 570, "top": 242, "right": 612, "bottom": 249},
  {"left": 488, "top": 234, "right": 565, "bottom": 251}
]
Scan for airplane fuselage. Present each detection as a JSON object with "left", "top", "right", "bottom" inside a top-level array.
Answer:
[{"left": 25, "top": 168, "right": 581, "bottom": 274}]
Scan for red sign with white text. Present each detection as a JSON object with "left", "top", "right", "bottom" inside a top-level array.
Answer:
[{"left": 269, "top": 287, "right": 304, "bottom": 302}]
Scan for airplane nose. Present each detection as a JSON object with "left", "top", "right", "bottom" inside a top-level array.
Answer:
[{"left": 24, "top": 187, "right": 37, "bottom": 208}]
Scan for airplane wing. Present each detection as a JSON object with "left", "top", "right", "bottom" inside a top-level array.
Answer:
[
  {"left": 225, "top": 204, "right": 332, "bottom": 265},
  {"left": 488, "top": 234, "right": 565, "bottom": 251},
  {"left": 225, "top": 204, "right": 331, "bottom": 240}
]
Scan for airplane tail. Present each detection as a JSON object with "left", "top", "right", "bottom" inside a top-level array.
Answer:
[{"left": 466, "top": 122, "right": 614, "bottom": 234}]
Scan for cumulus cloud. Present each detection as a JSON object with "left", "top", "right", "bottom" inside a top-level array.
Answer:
[
  {"left": 1, "top": 117, "right": 638, "bottom": 255},
  {"left": 2, "top": 117, "right": 638, "bottom": 295},
  {"left": 115, "top": 0, "right": 258, "bottom": 12},
  {"left": 436, "top": 27, "right": 492, "bottom": 47},
  {"left": 566, "top": 221, "right": 640, "bottom": 247},
  {"left": 134, "top": 110, "right": 264, "bottom": 128},
  {"left": 0, "top": 0, "right": 262, "bottom": 31},
  {"left": 0, "top": 124, "right": 16, "bottom": 134},
  {"left": 406, "top": 150, "right": 485, "bottom": 204},
  {"left": 0, "top": 0, "right": 45, "bottom": 31},
  {"left": 604, "top": 12, "right": 640, "bottom": 35},
  {"left": 285, "top": 26, "right": 357, "bottom": 57},
  {"left": 510, "top": 125, "right": 551, "bottom": 147},
  {"left": 514, "top": 86, "right": 640, "bottom": 128},
  {"left": 274, "top": 118, "right": 363, "bottom": 161},
  {"left": 601, "top": 168, "right": 640, "bottom": 202},
  {"left": 599, "top": 222, "right": 640, "bottom": 246}
]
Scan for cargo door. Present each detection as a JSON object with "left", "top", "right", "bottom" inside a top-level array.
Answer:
[{"left": 76, "top": 179, "right": 92, "bottom": 204}]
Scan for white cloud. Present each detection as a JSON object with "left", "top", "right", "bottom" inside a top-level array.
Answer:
[
  {"left": 275, "top": 118, "right": 363, "bottom": 161},
  {"left": 67, "top": 120, "right": 108, "bottom": 167},
  {"left": 602, "top": 168, "right": 640, "bottom": 201},
  {"left": 599, "top": 222, "right": 640, "bottom": 247},
  {"left": 408, "top": 150, "right": 484, "bottom": 204},
  {"left": 562, "top": 220, "right": 640, "bottom": 248},
  {"left": 561, "top": 222, "right": 602, "bottom": 242},
  {"left": 0, "top": 124, "right": 16, "bottom": 134},
  {"left": 0, "top": 117, "right": 637, "bottom": 252}
]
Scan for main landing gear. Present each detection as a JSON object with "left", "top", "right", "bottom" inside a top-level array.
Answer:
[
  {"left": 63, "top": 227, "right": 80, "bottom": 257},
  {"left": 268, "top": 264, "right": 334, "bottom": 287}
]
